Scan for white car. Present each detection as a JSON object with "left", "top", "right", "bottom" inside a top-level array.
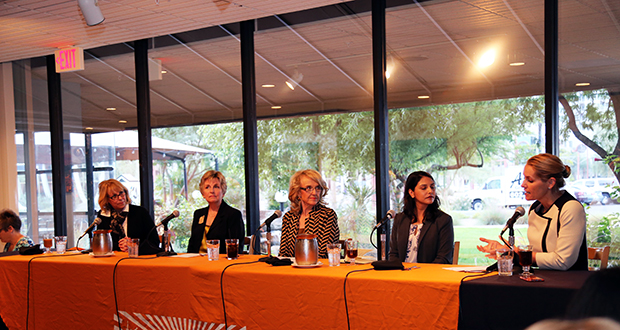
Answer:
[
  {"left": 572, "top": 178, "right": 618, "bottom": 205},
  {"left": 468, "top": 175, "right": 531, "bottom": 211}
]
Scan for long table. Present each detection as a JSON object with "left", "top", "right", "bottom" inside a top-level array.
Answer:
[{"left": 0, "top": 253, "right": 472, "bottom": 329}]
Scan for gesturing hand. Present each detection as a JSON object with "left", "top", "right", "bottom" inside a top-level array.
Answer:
[{"left": 476, "top": 237, "right": 508, "bottom": 259}]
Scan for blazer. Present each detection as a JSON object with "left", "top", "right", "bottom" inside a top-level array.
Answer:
[
  {"left": 187, "top": 201, "right": 245, "bottom": 254},
  {"left": 97, "top": 204, "right": 161, "bottom": 255},
  {"left": 388, "top": 210, "right": 454, "bottom": 264}
]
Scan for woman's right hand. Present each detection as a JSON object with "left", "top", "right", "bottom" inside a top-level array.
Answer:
[{"left": 476, "top": 237, "right": 507, "bottom": 259}]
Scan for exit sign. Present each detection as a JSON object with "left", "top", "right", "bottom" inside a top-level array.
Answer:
[{"left": 54, "top": 47, "right": 85, "bottom": 73}]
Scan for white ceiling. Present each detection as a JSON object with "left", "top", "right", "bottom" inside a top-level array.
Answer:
[{"left": 4, "top": 0, "right": 620, "bottom": 132}]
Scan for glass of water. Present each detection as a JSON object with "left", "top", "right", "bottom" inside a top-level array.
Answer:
[
  {"left": 206, "top": 240, "right": 220, "bottom": 261},
  {"left": 327, "top": 243, "right": 341, "bottom": 267}
]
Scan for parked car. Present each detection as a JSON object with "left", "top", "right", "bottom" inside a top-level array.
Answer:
[
  {"left": 467, "top": 173, "right": 532, "bottom": 211},
  {"left": 573, "top": 178, "right": 618, "bottom": 205},
  {"left": 563, "top": 182, "right": 598, "bottom": 205}
]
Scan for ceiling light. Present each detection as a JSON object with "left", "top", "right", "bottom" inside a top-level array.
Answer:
[
  {"left": 575, "top": 82, "right": 590, "bottom": 87},
  {"left": 119, "top": 120, "right": 127, "bottom": 124},
  {"left": 78, "top": 0, "right": 105, "bottom": 26},
  {"left": 85, "top": 127, "right": 93, "bottom": 130},
  {"left": 106, "top": 107, "right": 116, "bottom": 111},
  {"left": 509, "top": 62, "right": 525, "bottom": 67},
  {"left": 285, "top": 81, "right": 295, "bottom": 90},
  {"left": 271, "top": 106, "right": 282, "bottom": 109},
  {"left": 418, "top": 95, "right": 430, "bottom": 99},
  {"left": 161, "top": 70, "right": 167, "bottom": 74},
  {"left": 262, "top": 84, "right": 275, "bottom": 88},
  {"left": 478, "top": 49, "right": 496, "bottom": 68},
  {"left": 385, "top": 71, "right": 391, "bottom": 79}
]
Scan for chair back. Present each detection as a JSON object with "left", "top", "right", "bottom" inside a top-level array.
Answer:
[{"left": 587, "top": 246, "right": 610, "bottom": 270}]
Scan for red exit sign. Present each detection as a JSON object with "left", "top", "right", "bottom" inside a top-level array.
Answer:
[{"left": 54, "top": 47, "right": 84, "bottom": 73}]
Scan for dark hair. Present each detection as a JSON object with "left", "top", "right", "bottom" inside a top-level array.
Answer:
[
  {"left": 0, "top": 209, "right": 22, "bottom": 232},
  {"left": 403, "top": 171, "right": 441, "bottom": 222},
  {"left": 565, "top": 267, "right": 620, "bottom": 322}
]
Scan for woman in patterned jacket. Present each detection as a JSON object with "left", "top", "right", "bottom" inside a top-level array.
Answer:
[{"left": 278, "top": 169, "right": 339, "bottom": 259}]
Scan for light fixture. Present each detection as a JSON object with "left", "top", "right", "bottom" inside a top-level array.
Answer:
[
  {"left": 78, "top": 0, "right": 105, "bottom": 26},
  {"left": 478, "top": 49, "right": 496, "bottom": 68},
  {"left": 575, "top": 82, "right": 590, "bottom": 87},
  {"left": 385, "top": 71, "right": 391, "bottom": 79},
  {"left": 507, "top": 52, "right": 526, "bottom": 67},
  {"left": 262, "top": 84, "right": 275, "bottom": 88},
  {"left": 161, "top": 70, "right": 167, "bottom": 74},
  {"left": 85, "top": 127, "right": 93, "bottom": 130},
  {"left": 271, "top": 106, "right": 282, "bottom": 109},
  {"left": 418, "top": 95, "right": 430, "bottom": 99},
  {"left": 285, "top": 69, "right": 303, "bottom": 91},
  {"left": 119, "top": 120, "right": 127, "bottom": 124},
  {"left": 106, "top": 107, "right": 116, "bottom": 111}
]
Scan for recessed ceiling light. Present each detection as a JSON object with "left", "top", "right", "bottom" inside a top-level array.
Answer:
[
  {"left": 161, "top": 70, "right": 167, "bottom": 74},
  {"left": 509, "top": 62, "right": 525, "bottom": 66},
  {"left": 478, "top": 49, "right": 496, "bottom": 67},
  {"left": 119, "top": 120, "right": 127, "bottom": 124},
  {"left": 262, "top": 84, "right": 275, "bottom": 88},
  {"left": 418, "top": 95, "right": 430, "bottom": 99},
  {"left": 575, "top": 82, "right": 590, "bottom": 87},
  {"left": 285, "top": 81, "right": 295, "bottom": 90},
  {"left": 271, "top": 106, "right": 282, "bottom": 109},
  {"left": 106, "top": 107, "right": 116, "bottom": 111},
  {"left": 85, "top": 127, "right": 93, "bottom": 130}
]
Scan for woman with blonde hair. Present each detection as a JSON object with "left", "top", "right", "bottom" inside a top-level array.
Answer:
[
  {"left": 96, "top": 179, "right": 160, "bottom": 255},
  {"left": 278, "top": 169, "right": 339, "bottom": 259},
  {"left": 478, "top": 153, "right": 588, "bottom": 270},
  {"left": 187, "top": 170, "right": 245, "bottom": 254}
]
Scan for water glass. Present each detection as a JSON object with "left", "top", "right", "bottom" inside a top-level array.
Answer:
[
  {"left": 496, "top": 248, "right": 513, "bottom": 276},
  {"left": 128, "top": 238, "right": 140, "bottom": 258},
  {"left": 206, "top": 239, "right": 220, "bottom": 261},
  {"left": 226, "top": 238, "right": 239, "bottom": 260},
  {"left": 327, "top": 243, "right": 341, "bottom": 267},
  {"left": 54, "top": 236, "right": 67, "bottom": 254}
]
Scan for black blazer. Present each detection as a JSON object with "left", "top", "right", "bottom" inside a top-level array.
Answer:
[
  {"left": 97, "top": 204, "right": 161, "bottom": 255},
  {"left": 187, "top": 201, "right": 245, "bottom": 254},
  {"left": 388, "top": 210, "right": 454, "bottom": 264}
]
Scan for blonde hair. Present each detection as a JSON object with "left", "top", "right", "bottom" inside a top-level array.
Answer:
[
  {"left": 199, "top": 170, "right": 227, "bottom": 195},
  {"left": 98, "top": 179, "right": 131, "bottom": 211},
  {"left": 288, "top": 169, "right": 329, "bottom": 214},
  {"left": 526, "top": 153, "right": 571, "bottom": 190}
]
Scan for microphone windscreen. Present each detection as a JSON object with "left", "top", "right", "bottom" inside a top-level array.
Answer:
[
  {"left": 275, "top": 210, "right": 282, "bottom": 217},
  {"left": 172, "top": 210, "right": 180, "bottom": 217}
]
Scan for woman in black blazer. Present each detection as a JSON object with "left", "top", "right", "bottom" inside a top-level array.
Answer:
[
  {"left": 187, "top": 170, "right": 245, "bottom": 254},
  {"left": 389, "top": 171, "right": 454, "bottom": 264}
]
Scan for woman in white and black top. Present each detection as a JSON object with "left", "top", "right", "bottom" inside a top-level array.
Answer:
[
  {"left": 478, "top": 153, "right": 588, "bottom": 270},
  {"left": 278, "top": 169, "right": 339, "bottom": 259}
]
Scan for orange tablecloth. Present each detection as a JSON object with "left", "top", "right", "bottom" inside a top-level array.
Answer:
[{"left": 0, "top": 253, "right": 474, "bottom": 329}]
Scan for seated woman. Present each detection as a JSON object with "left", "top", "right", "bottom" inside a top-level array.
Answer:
[
  {"left": 477, "top": 153, "right": 588, "bottom": 270},
  {"left": 0, "top": 209, "right": 34, "bottom": 252},
  {"left": 389, "top": 171, "right": 454, "bottom": 264},
  {"left": 96, "top": 179, "right": 161, "bottom": 255},
  {"left": 278, "top": 169, "right": 339, "bottom": 259},
  {"left": 187, "top": 170, "right": 245, "bottom": 254}
]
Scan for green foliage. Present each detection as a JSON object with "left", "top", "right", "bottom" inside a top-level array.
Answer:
[
  {"left": 586, "top": 213, "right": 620, "bottom": 268},
  {"left": 337, "top": 179, "right": 375, "bottom": 243}
]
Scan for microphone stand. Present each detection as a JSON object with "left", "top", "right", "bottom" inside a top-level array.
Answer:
[{"left": 157, "top": 223, "right": 177, "bottom": 256}]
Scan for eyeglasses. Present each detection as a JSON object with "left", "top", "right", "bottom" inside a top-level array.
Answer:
[
  {"left": 300, "top": 186, "right": 323, "bottom": 193},
  {"left": 109, "top": 191, "right": 126, "bottom": 201}
]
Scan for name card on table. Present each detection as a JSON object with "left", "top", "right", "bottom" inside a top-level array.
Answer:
[{"left": 54, "top": 47, "right": 85, "bottom": 73}]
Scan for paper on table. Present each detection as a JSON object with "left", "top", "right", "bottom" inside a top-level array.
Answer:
[
  {"left": 169, "top": 253, "right": 202, "bottom": 258},
  {"left": 443, "top": 266, "right": 489, "bottom": 273}
]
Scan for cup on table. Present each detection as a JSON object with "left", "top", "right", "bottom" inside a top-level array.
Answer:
[
  {"left": 206, "top": 239, "right": 220, "bottom": 261},
  {"left": 127, "top": 238, "right": 140, "bottom": 258},
  {"left": 496, "top": 248, "right": 513, "bottom": 276},
  {"left": 225, "top": 238, "right": 239, "bottom": 260},
  {"left": 54, "top": 236, "right": 67, "bottom": 254},
  {"left": 327, "top": 243, "right": 341, "bottom": 267}
]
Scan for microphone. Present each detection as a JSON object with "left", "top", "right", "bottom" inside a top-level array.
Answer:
[
  {"left": 259, "top": 210, "right": 283, "bottom": 229},
  {"left": 78, "top": 217, "right": 102, "bottom": 239},
  {"left": 500, "top": 206, "right": 526, "bottom": 234},
  {"left": 156, "top": 210, "right": 180, "bottom": 227},
  {"left": 373, "top": 210, "right": 396, "bottom": 229}
]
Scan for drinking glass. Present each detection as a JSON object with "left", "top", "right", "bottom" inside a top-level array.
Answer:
[
  {"left": 43, "top": 234, "right": 54, "bottom": 254},
  {"left": 54, "top": 236, "right": 67, "bottom": 254},
  {"left": 225, "top": 238, "right": 239, "bottom": 260},
  {"left": 517, "top": 245, "right": 533, "bottom": 277},
  {"left": 327, "top": 243, "right": 341, "bottom": 267},
  {"left": 345, "top": 240, "right": 358, "bottom": 265},
  {"left": 206, "top": 239, "right": 220, "bottom": 261}
]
